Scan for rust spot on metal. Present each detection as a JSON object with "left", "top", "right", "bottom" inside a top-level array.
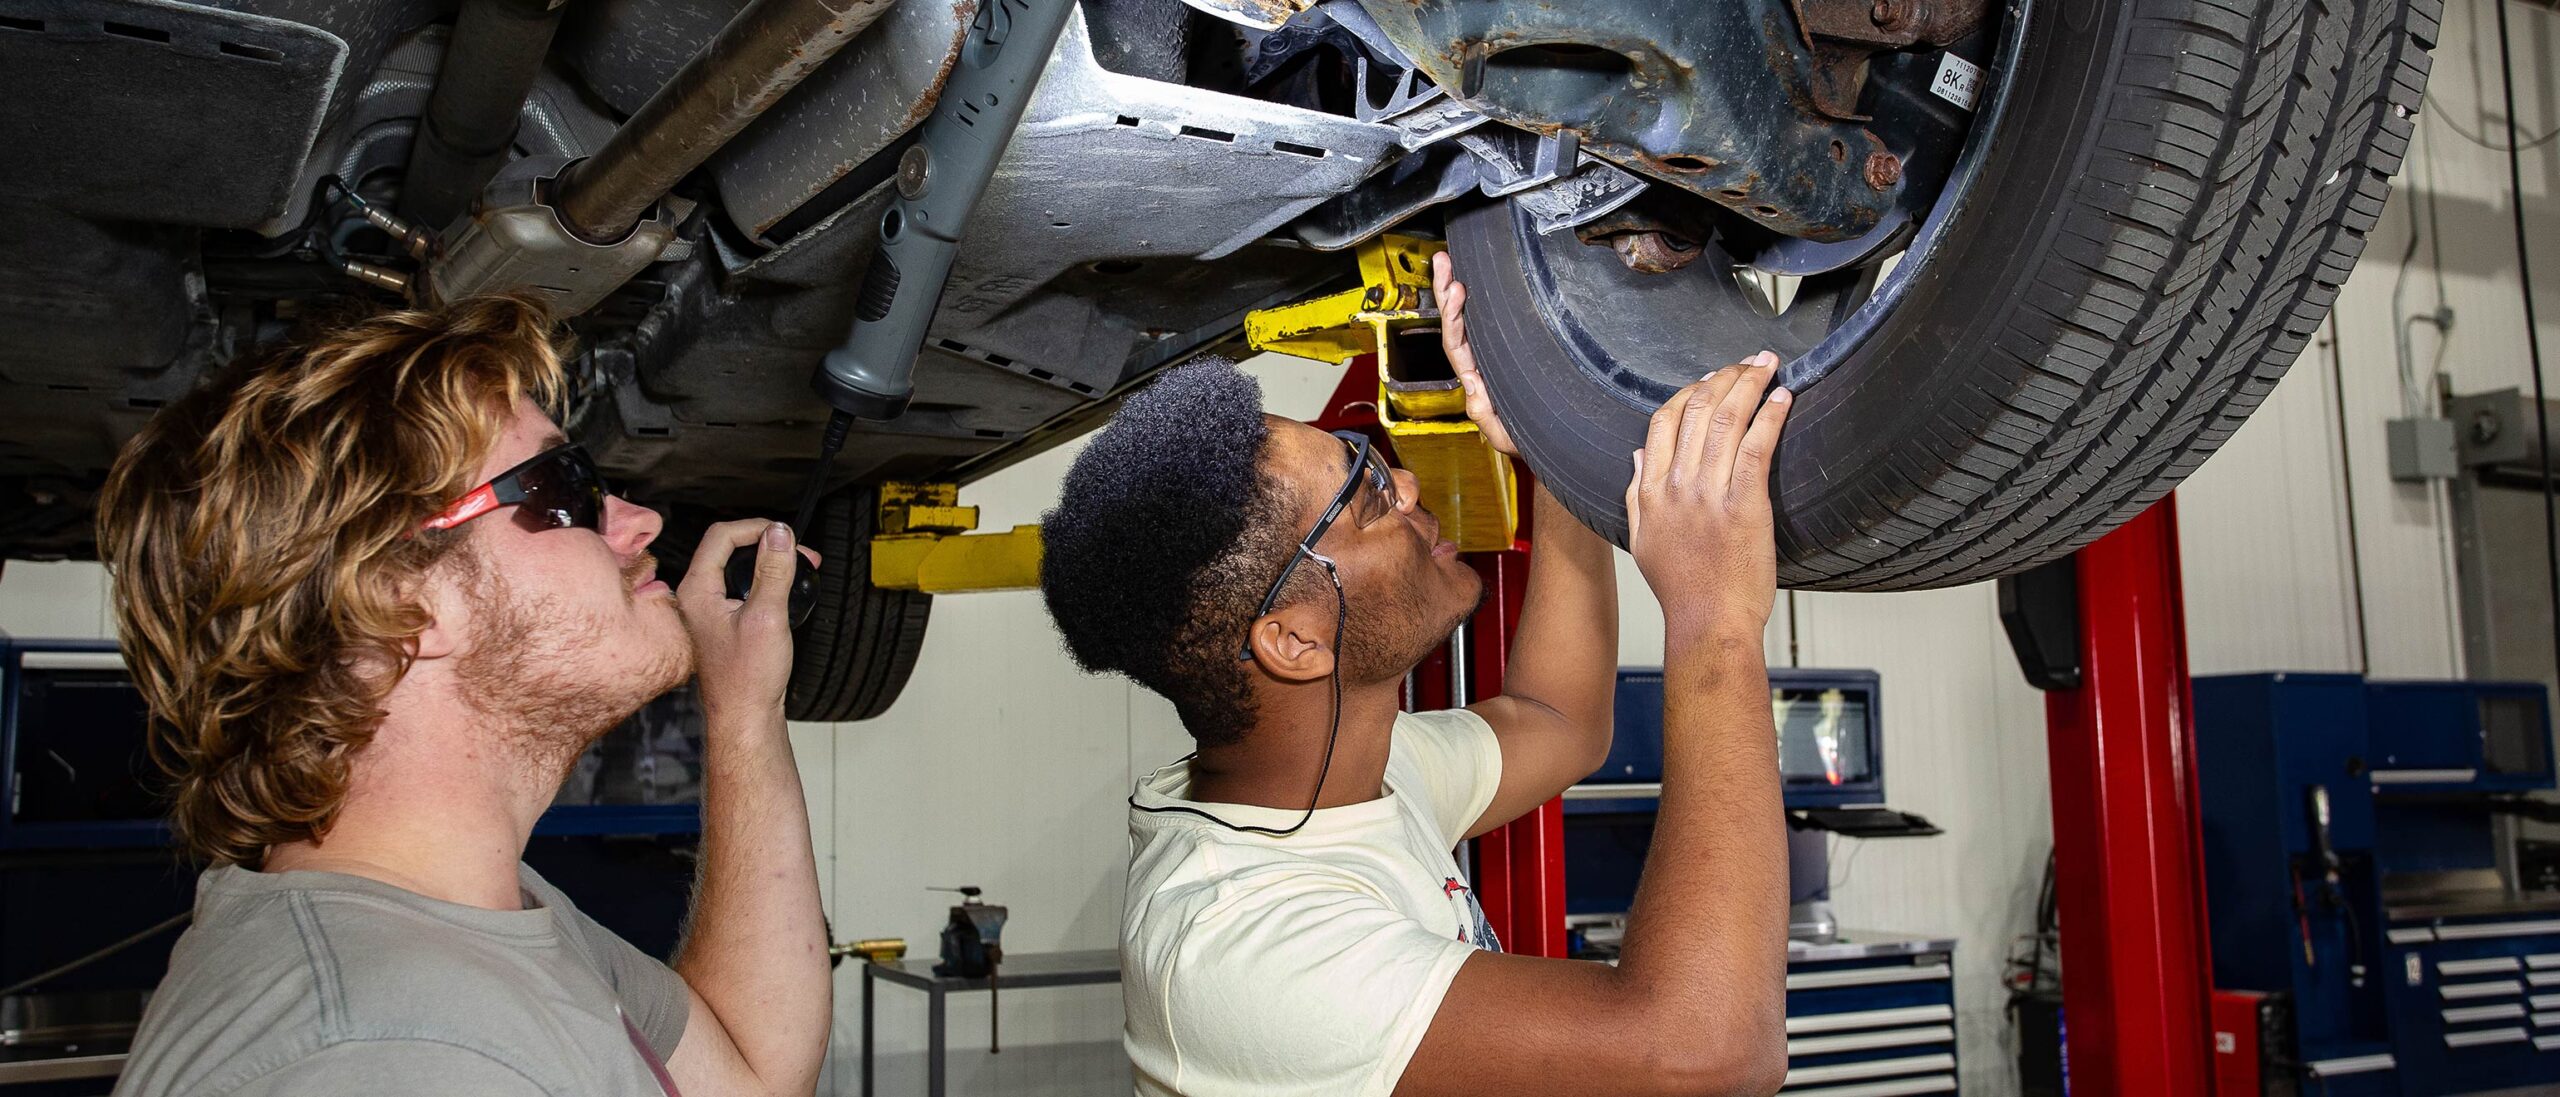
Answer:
[
  {"left": 900, "top": 0, "right": 976, "bottom": 131},
  {"left": 1781, "top": 0, "right": 1820, "bottom": 49},
  {"left": 1576, "top": 193, "right": 1708, "bottom": 273},
  {"left": 1863, "top": 150, "right": 1902, "bottom": 190},
  {"left": 756, "top": 0, "right": 976, "bottom": 236},
  {"left": 1230, "top": 0, "right": 1315, "bottom": 25},
  {"left": 1609, "top": 231, "right": 1702, "bottom": 274},
  {"left": 1795, "top": 0, "right": 1987, "bottom": 47}
]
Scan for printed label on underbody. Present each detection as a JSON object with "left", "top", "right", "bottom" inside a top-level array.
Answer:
[{"left": 1931, "top": 53, "right": 1983, "bottom": 111}]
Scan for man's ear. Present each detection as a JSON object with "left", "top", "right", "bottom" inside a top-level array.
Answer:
[
  {"left": 1244, "top": 604, "right": 1336, "bottom": 684},
  {"left": 405, "top": 559, "right": 472, "bottom": 663}
]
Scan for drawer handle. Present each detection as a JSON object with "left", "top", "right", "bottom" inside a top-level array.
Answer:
[
  {"left": 2441, "top": 957, "right": 2524, "bottom": 976},
  {"left": 1783, "top": 1053, "right": 1957, "bottom": 1087},
  {"left": 2305, "top": 1054, "right": 2396, "bottom": 1077},
  {"left": 1785, "top": 1026, "right": 1955, "bottom": 1057},
  {"left": 2442, "top": 980, "right": 2526, "bottom": 1000},
  {"left": 19, "top": 651, "right": 127, "bottom": 671},
  {"left": 1562, "top": 783, "right": 1661, "bottom": 800},
  {"left": 1786, "top": 964, "right": 1954, "bottom": 991},
  {"left": 1785, "top": 1005, "right": 1954, "bottom": 1035},
  {"left": 1777, "top": 1073, "right": 1957, "bottom": 1097},
  {"left": 2434, "top": 920, "right": 2560, "bottom": 941},
  {"left": 2445, "top": 1027, "right": 2529, "bottom": 1048},
  {"left": 2445, "top": 1004, "right": 2527, "bottom": 1024}
]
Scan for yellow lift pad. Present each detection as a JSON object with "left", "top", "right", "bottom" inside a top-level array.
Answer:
[
  {"left": 870, "top": 481, "right": 1043, "bottom": 593},
  {"left": 1243, "top": 235, "right": 1518, "bottom": 553}
]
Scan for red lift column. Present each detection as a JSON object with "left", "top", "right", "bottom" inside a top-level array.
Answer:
[
  {"left": 1453, "top": 550, "right": 1569, "bottom": 958},
  {"left": 2041, "top": 497, "right": 2218, "bottom": 1094},
  {"left": 1311, "top": 362, "right": 1569, "bottom": 959}
]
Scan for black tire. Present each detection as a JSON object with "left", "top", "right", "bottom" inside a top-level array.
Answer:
[
  {"left": 786, "top": 486, "right": 933, "bottom": 722},
  {"left": 652, "top": 488, "right": 934, "bottom": 722},
  {"left": 1452, "top": 0, "right": 2437, "bottom": 591}
]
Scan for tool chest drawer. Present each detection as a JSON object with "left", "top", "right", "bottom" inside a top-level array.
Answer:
[{"left": 1782, "top": 940, "right": 1958, "bottom": 1097}]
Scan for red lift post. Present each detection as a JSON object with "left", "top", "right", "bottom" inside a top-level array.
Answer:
[
  {"left": 2040, "top": 497, "right": 2219, "bottom": 1093},
  {"left": 1309, "top": 361, "right": 1570, "bottom": 959}
]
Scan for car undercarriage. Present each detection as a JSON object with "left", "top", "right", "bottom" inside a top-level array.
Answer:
[
  {"left": 1, "top": 0, "right": 2439, "bottom": 718},
  {"left": 0, "top": 0, "right": 1999, "bottom": 553}
]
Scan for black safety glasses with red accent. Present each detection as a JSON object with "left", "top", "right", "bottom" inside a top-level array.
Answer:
[
  {"left": 421, "top": 442, "right": 607, "bottom": 535},
  {"left": 1234, "top": 430, "right": 1400, "bottom": 663}
]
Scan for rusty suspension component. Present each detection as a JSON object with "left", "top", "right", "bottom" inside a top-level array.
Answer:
[
  {"left": 1574, "top": 194, "right": 1711, "bottom": 275},
  {"left": 1790, "top": 0, "right": 1988, "bottom": 51},
  {"left": 1357, "top": 0, "right": 1992, "bottom": 247}
]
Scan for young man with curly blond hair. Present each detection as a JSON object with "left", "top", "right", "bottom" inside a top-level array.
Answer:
[{"left": 98, "top": 295, "right": 828, "bottom": 1097}]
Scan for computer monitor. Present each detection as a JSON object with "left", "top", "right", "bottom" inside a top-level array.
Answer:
[
  {"left": 1770, "top": 669, "right": 1883, "bottom": 806},
  {"left": 1580, "top": 666, "right": 1886, "bottom": 811}
]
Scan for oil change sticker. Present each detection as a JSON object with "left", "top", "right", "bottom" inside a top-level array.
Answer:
[{"left": 1931, "top": 52, "right": 1983, "bottom": 111}]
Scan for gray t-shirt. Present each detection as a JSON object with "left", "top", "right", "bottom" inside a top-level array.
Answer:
[{"left": 112, "top": 863, "right": 691, "bottom": 1097}]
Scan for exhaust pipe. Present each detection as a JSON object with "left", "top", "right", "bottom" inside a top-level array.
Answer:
[
  {"left": 428, "top": 0, "right": 898, "bottom": 312},
  {"left": 552, "top": 0, "right": 900, "bottom": 245},
  {"left": 399, "top": 0, "right": 569, "bottom": 228}
]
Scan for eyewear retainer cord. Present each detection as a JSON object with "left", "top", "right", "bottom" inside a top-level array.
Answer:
[{"left": 1131, "top": 550, "right": 1346, "bottom": 839}]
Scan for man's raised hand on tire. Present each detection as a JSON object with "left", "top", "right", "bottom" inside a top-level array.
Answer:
[
  {"left": 1385, "top": 339, "right": 1795, "bottom": 1094},
  {"left": 1432, "top": 251, "right": 1518, "bottom": 457},
  {"left": 1628, "top": 352, "right": 1790, "bottom": 646}
]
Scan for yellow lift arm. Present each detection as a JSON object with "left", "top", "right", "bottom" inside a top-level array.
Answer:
[
  {"left": 871, "top": 235, "right": 1515, "bottom": 593},
  {"left": 1243, "top": 234, "right": 1517, "bottom": 553},
  {"left": 868, "top": 481, "right": 1042, "bottom": 593}
]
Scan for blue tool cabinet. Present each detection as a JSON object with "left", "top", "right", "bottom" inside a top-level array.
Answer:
[{"left": 2196, "top": 672, "right": 2560, "bottom": 1096}]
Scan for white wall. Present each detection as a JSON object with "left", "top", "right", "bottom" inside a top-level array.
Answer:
[
  {"left": 2178, "top": 0, "right": 2560, "bottom": 681},
  {"left": 0, "top": 560, "right": 112, "bottom": 640}
]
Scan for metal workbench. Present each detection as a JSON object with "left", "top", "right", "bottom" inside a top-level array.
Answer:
[{"left": 858, "top": 948, "right": 1120, "bottom": 1097}]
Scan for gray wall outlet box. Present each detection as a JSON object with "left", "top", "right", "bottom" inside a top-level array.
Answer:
[{"left": 2387, "top": 417, "right": 2460, "bottom": 482}]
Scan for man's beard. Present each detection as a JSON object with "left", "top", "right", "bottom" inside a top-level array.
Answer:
[
  {"left": 452, "top": 551, "right": 693, "bottom": 787},
  {"left": 1338, "top": 564, "right": 1484, "bottom": 685}
]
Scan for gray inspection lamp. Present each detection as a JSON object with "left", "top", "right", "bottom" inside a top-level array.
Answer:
[
  {"left": 727, "top": 0, "right": 1078, "bottom": 617},
  {"left": 811, "top": 0, "right": 1078, "bottom": 422}
]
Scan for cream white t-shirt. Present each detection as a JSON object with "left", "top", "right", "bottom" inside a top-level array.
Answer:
[{"left": 1122, "top": 708, "right": 1506, "bottom": 1097}]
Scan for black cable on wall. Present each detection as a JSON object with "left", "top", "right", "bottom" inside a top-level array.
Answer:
[
  {"left": 2324, "top": 315, "right": 2375, "bottom": 673},
  {"left": 2492, "top": 0, "right": 2560, "bottom": 693}
]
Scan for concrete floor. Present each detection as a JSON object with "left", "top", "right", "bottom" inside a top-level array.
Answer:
[{"left": 838, "top": 1040, "right": 1131, "bottom": 1097}]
